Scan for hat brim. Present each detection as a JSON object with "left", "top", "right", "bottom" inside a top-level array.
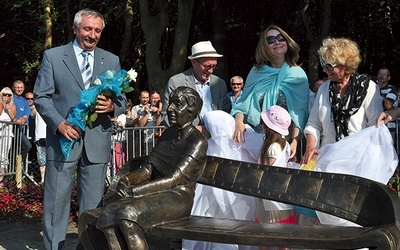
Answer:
[
  {"left": 261, "top": 113, "right": 289, "bottom": 136},
  {"left": 188, "top": 53, "right": 223, "bottom": 60}
]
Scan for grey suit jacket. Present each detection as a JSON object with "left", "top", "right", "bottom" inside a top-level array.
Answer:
[
  {"left": 34, "top": 42, "right": 127, "bottom": 164},
  {"left": 163, "top": 68, "right": 231, "bottom": 125}
]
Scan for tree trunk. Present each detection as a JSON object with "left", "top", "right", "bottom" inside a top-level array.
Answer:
[
  {"left": 44, "top": 0, "right": 52, "bottom": 49},
  {"left": 140, "top": 0, "right": 194, "bottom": 96},
  {"left": 169, "top": 0, "right": 195, "bottom": 74},
  {"left": 119, "top": 0, "right": 134, "bottom": 64},
  {"left": 211, "top": 0, "right": 228, "bottom": 82},
  {"left": 65, "top": 0, "right": 74, "bottom": 42},
  {"left": 302, "top": 0, "right": 331, "bottom": 84}
]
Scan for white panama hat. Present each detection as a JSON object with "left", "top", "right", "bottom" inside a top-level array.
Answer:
[{"left": 188, "top": 41, "right": 223, "bottom": 60}]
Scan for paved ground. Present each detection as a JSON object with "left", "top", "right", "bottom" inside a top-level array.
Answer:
[{"left": 0, "top": 220, "right": 171, "bottom": 250}]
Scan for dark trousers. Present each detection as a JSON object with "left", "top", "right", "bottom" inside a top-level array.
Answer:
[{"left": 20, "top": 132, "right": 32, "bottom": 159}]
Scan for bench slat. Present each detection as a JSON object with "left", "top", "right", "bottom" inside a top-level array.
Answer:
[
  {"left": 149, "top": 216, "right": 397, "bottom": 249},
  {"left": 198, "top": 156, "right": 400, "bottom": 227}
]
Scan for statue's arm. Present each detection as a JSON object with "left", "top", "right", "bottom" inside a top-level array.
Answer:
[
  {"left": 128, "top": 166, "right": 188, "bottom": 198},
  {"left": 131, "top": 146, "right": 206, "bottom": 197}
]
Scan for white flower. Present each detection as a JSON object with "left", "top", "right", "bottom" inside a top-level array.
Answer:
[
  {"left": 93, "top": 78, "right": 102, "bottom": 86},
  {"left": 127, "top": 68, "right": 138, "bottom": 82}
]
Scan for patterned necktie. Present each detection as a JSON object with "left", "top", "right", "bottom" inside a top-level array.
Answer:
[{"left": 81, "top": 51, "right": 92, "bottom": 89}]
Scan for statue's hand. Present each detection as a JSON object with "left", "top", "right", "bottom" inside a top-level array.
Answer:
[
  {"left": 117, "top": 187, "right": 133, "bottom": 198},
  {"left": 117, "top": 175, "right": 131, "bottom": 191}
]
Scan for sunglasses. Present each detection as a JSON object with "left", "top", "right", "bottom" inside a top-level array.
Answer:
[
  {"left": 231, "top": 83, "right": 242, "bottom": 86},
  {"left": 26, "top": 98, "right": 34, "bottom": 100},
  {"left": 320, "top": 60, "right": 337, "bottom": 71},
  {"left": 266, "top": 34, "right": 286, "bottom": 45},
  {"left": 2, "top": 93, "right": 12, "bottom": 97}
]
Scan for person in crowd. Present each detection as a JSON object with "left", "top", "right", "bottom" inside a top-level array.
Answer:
[
  {"left": 228, "top": 75, "right": 244, "bottom": 107},
  {"left": 25, "top": 91, "right": 37, "bottom": 141},
  {"left": 34, "top": 108, "right": 46, "bottom": 183},
  {"left": 130, "top": 90, "right": 155, "bottom": 155},
  {"left": 376, "top": 67, "right": 398, "bottom": 147},
  {"left": 0, "top": 87, "right": 16, "bottom": 187},
  {"left": 112, "top": 98, "right": 134, "bottom": 129},
  {"left": 308, "top": 79, "right": 324, "bottom": 112},
  {"left": 80, "top": 87, "right": 207, "bottom": 250},
  {"left": 131, "top": 90, "right": 151, "bottom": 127},
  {"left": 33, "top": 8, "right": 127, "bottom": 249},
  {"left": 163, "top": 40, "right": 231, "bottom": 138},
  {"left": 25, "top": 91, "right": 38, "bottom": 179},
  {"left": 12, "top": 80, "right": 32, "bottom": 161},
  {"left": 377, "top": 67, "right": 397, "bottom": 110},
  {"left": 301, "top": 37, "right": 383, "bottom": 227},
  {"left": 231, "top": 25, "right": 309, "bottom": 161},
  {"left": 149, "top": 90, "right": 163, "bottom": 126}
]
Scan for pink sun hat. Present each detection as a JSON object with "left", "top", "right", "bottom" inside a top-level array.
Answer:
[{"left": 261, "top": 105, "right": 291, "bottom": 136}]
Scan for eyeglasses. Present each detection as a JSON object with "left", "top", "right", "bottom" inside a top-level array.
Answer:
[
  {"left": 2, "top": 93, "right": 12, "bottom": 97},
  {"left": 266, "top": 34, "right": 286, "bottom": 45},
  {"left": 320, "top": 60, "right": 337, "bottom": 71},
  {"left": 231, "top": 83, "right": 242, "bottom": 86},
  {"left": 196, "top": 60, "right": 217, "bottom": 70},
  {"left": 26, "top": 98, "right": 34, "bottom": 100}
]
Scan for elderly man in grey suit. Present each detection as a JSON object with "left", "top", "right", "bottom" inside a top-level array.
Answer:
[
  {"left": 34, "top": 9, "right": 127, "bottom": 250},
  {"left": 163, "top": 41, "right": 231, "bottom": 137}
]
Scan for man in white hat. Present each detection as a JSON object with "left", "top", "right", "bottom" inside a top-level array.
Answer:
[{"left": 163, "top": 41, "right": 231, "bottom": 137}]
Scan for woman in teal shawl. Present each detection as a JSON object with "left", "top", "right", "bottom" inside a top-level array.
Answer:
[
  {"left": 187, "top": 27, "right": 312, "bottom": 245},
  {"left": 231, "top": 25, "right": 309, "bottom": 160}
]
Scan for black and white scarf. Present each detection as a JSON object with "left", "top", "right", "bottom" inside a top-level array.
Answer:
[{"left": 329, "top": 73, "right": 370, "bottom": 141}]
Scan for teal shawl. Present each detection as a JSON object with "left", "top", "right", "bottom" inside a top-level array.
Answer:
[{"left": 231, "top": 62, "right": 309, "bottom": 132}]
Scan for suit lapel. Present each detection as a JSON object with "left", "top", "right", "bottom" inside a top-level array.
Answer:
[
  {"left": 209, "top": 75, "right": 218, "bottom": 110},
  {"left": 92, "top": 48, "right": 105, "bottom": 78},
  {"left": 185, "top": 68, "right": 196, "bottom": 89},
  {"left": 63, "top": 42, "right": 85, "bottom": 90}
]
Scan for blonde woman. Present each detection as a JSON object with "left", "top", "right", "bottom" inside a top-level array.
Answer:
[
  {"left": 0, "top": 87, "right": 16, "bottom": 185},
  {"left": 301, "top": 38, "right": 385, "bottom": 227}
]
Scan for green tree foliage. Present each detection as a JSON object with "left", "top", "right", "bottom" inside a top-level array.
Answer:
[{"left": 1, "top": 0, "right": 400, "bottom": 98}]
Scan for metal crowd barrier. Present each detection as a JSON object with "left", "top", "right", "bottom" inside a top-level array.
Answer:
[
  {"left": 0, "top": 120, "right": 29, "bottom": 187},
  {"left": 109, "top": 125, "right": 166, "bottom": 179}
]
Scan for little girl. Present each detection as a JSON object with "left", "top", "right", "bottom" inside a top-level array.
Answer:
[
  {"left": 256, "top": 105, "right": 295, "bottom": 250},
  {"left": 258, "top": 105, "right": 291, "bottom": 167}
]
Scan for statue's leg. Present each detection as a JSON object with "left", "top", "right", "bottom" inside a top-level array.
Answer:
[
  {"left": 118, "top": 220, "right": 148, "bottom": 250},
  {"left": 103, "top": 227, "right": 123, "bottom": 250}
]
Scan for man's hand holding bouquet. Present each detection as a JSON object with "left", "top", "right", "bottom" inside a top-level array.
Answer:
[{"left": 60, "top": 69, "right": 137, "bottom": 159}]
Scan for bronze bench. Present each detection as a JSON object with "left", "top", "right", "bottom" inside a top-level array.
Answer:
[{"left": 80, "top": 156, "right": 400, "bottom": 249}]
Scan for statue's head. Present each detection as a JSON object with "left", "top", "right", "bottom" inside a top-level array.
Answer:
[{"left": 167, "top": 87, "right": 202, "bottom": 129}]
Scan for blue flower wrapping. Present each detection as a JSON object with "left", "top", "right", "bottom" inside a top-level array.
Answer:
[{"left": 60, "top": 69, "right": 134, "bottom": 159}]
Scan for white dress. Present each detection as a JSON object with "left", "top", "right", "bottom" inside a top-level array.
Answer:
[
  {"left": 305, "top": 79, "right": 397, "bottom": 228},
  {"left": 255, "top": 142, "right": 294, "bottom": 225},
  {"left": 182, "top": 110, "right": 261, "bottom": 250}
]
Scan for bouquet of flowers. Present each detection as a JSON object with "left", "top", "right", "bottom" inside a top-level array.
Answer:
[{"left": 60, "top": 69, "right": 137, "bottom": 159}]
